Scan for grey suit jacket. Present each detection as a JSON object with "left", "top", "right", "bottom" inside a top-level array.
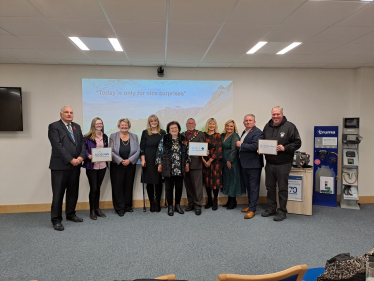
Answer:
[{"left": 109, "top": 131, "right": 140, "bottom": 165}]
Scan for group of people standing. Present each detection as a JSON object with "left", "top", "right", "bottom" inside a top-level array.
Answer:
[{"left": 48, "top": 105, "right": 301, "bottom": 231}]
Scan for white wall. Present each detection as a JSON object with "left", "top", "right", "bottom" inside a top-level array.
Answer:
[{"left": 0, "top": 64, "right": 373, "bottom": 205}]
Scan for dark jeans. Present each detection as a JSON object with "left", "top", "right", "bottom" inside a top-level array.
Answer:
[
  {"left": 242, "top": 167, "right": 262, "bottom": 212},
  {"left": 51, "top": 167, "right": 81, "bottom": 224},
  {"left": 164, "top": 176, "right": 184, "bottom": 206},
  {"left": 110, "top": 163, "right": 136, "bottom": 212},
  {"left": 265, "top": 163, "right": 292, "bottom": 214},
  {"left": 86, "top": 168, "right": 106, "bottom": 210}
]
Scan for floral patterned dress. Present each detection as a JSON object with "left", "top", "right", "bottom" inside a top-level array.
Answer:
[{"left": 203, "top": 133, "right": 223, "bottom": 190}]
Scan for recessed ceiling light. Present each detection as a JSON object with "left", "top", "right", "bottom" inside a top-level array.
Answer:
[
  {"left": 108, "top": 38, "right": 123, "bottom": 52},
  {"left": 247, "top": 41, "right": 268, "bottom": 54},
  {"left": 276, "top": 42, "right": 302, "bottom": 55},
  {"left": 69, "top": 37, "right": 89, "bottom": 51}
]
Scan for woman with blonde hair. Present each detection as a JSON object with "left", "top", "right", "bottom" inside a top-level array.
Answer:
[
  {"left": 140, "top": 114, "right": 165, "bottom": 212},
  {"left": 221, "top": 119, "right": 243, "bottom": 209},
  {"left": 202, "top": 118, "right": 222, "bottom": 210},
  {"left": 83, "top": 117, "right": 108, "bottom": 220},
  {"left": 109, "top": 118, "right": 140, "bottom": 216}
]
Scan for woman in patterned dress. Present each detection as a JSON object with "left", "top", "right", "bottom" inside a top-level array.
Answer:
[{"left": 202, "top": 118, "right": 222, "bottom": 210}]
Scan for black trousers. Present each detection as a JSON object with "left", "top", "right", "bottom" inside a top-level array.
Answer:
[
  {"left": 146, "top": 184, "right": 162, "bottom": 201},
  {"left": 265, "top": 163, "right": 292, "bottom": 214},
  {"left": 51, "top": 166, "right": 81, "bottom": 224},
  {"left": 86, "top": 168, "right": 106, "bottom": 210},
  {"left": 110, "top": 163, "right": 136, "bottom": 212},
  {"left": 242, "top": 167, "right": 262, "bottom": 212},
  {"left": 164, "top": 176, "right": 184, "bottom": 206}
]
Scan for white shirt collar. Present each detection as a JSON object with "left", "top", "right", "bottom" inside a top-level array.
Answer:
[{"left": 61, "top": 119, "right": 71, "bottom": 127}]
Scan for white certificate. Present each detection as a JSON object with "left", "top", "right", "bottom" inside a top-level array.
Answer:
[
  {"left": 188, "top": 142, "right": 208, "bottom": 156},
  {"left": 91, "top": 147, "right": 112, "bottom": 163},
  {"left": 258, "top": 139, "right": 278, "bottom": 155}
]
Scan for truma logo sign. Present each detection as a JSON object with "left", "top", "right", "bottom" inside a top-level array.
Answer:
[{"left": 318, "top": 130, "right": 336, "bottom": 135}]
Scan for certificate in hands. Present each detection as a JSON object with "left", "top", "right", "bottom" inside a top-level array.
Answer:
[
  {"left": 258, "top": 139, "right": 278, "bottom": 155},
  {"left": 91, "top": 147, "right": 112, "bottom": 162},
  {"left": 188, "top": 142, "right": 208, "bottom": 156}
]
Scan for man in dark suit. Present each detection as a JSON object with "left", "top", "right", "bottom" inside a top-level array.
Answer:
[
  {"left": 236, "top": 114, "right": 264, "bottom": 219},
  {"left": 48, "top": 106, "right": 86, "bottom": 231},
  {"left": 182, "top": 118, "right": 206, "bottom": 216}
]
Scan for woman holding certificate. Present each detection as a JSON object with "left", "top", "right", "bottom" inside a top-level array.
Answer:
[
  {"left": 140, "top": 114, "right": 166, "bottom": 212},
  {"left": 221, "top": 120, "right": 243, "bottom": 209},
  {"left": 202, "top": 118, "right": 222, "bottom": 210},
  {"left": 110, "top": 118, "right": 140, "bottom": 217},
  {"left": 83, "top": 117, "right": 108, "bottom": 220},
  {"left": 156, "top": 121, "right": 190, "bottom": 216}
]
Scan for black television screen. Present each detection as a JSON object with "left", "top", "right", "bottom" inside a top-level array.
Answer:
[{"left": 0, "top": 87, "right": 23, "bottom": 131}]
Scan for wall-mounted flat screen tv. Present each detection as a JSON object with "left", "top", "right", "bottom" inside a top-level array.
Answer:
[{"left": 0, "top": 87, "right": 23, "bottom": 131}]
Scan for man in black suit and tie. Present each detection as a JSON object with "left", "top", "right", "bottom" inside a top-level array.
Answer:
[
  {"left": 48, "top": 106, "right": 86, "bottom": 231},
  {"left": 236, "top": 114, "right": 264, "bottom": 219}
]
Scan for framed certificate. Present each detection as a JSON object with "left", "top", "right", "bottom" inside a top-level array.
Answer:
[
  {"left": 188, "top": 142, "right": 208, "bottom": 156},
  {"left": 258, "top": 139, "right": 278, "bottom": 155},
  {"left": 91, "top": 147, "right": 112, "bottom": 162}
]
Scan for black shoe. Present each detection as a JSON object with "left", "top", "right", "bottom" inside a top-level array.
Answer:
[
  {"left": 94, "top": 208, "right": 106, "bottom": 218},
  {"left": 174, "top": 204, "right": 184, "bottom": 214},
  {"left": 205, "top": 201, "right": 212, "bottom": 209},
  {"left": 53, "top": 223, "right": 64, "bottom": 231},
  {"left": 90, "top": 210, "right": 97, "bottom": 220},
  {"left": 222, "top": 197, "right": 230, "bottom": 208},
  {"left": 66, "top": 215, "right": 83, "bottom": 222},
  {"left": 195, "top": 209, "right": 202, "bottom": 216},
  {"left": 185, "top": 206, "right": 195, "bottom": 212},
  {"left": 212, "top": 198, "right": 218, "bottom": 211},
  {"left": 150, "top": 200, "right": 156, "bottom": 213},
  {"left": 261, "top": 209, "right": 277, "bottom": 217},
  {"left": 273, "top": 212, "right": 287, "bottom": 221},
  {"left": 155, "top": 201, "right": 161, "bottom": 212},
  {"left": 226, "top": 197, "right": 237, "bottom": 209},
  {"left": 117, "top": 210, "right": 125, "bottom": 217},
  {"left": 168, "top": 205, "right": 174, "bottom": 216}
]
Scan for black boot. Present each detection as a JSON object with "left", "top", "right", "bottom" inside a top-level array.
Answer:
[
  {"left": 155, "top": 200, "right": 161, "bottom": 212},
  {"left": 223, "top": 197, "right": 231, "bottom": 208},
  {"left": 168, "top": 205, "right": 174, "bottom": 216},
  {"left": 174, "top": 204, "right": 184, "bottom": 214},
  {"left": 227, "top": 197, "right": 237, "bottom": 209},
  {"left": 146, "top": 184, "right": 155, "bottom": 212},
  {"left": 94, "top": 208, "right": 106, "bottom": 218},
  {"left": 150, "top": 200, "right": 156, "bottom": 212},
  {"left": 205, "top": 186, "right": 212, "bottom": 209},
  {"left": 90, "top": 210, "right": 97, "bottom": 220},
  {"left": 212, "top": 189, "right": 219, "bottom": 211}
]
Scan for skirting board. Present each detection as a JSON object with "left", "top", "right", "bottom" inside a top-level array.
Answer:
[{"left": 0, "top": 196, "right": 373, "bottom": 214}]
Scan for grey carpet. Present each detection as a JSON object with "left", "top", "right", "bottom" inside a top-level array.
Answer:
[{"left": 1, "top": 204, "right": 373, "bottom": 281}]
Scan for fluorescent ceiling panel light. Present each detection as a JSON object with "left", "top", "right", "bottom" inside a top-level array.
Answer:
[
  {"left": 276, "top": 42, "right": 302, "bottom": 55},
  {"left": 69, "top": 37, "right": 89, "bottom": 51},
  {"left": 247, "top": 41, "right": 267, "bottom": 54},
  {"left": 108, "top": 38, "right": 123, "bottom": 52},
  {"left": 361, "top": 0, "right": 373, "bottom": 2}
]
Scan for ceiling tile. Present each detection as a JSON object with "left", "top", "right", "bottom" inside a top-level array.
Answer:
[
  {"left": 263, "top": 25, "right": 328, "bottom": 42},
  {"left": 335, "top": 50, "right": 374, "bottom": 65},
  {"left": 40, "top": 49, "right": 89, "bottom": 60},
  {"left": 0, "top": 53, "right": 22, "bottom": 63},
  {"left": 85, "top": 51, "right": 128, "bottom": 61},
  {"left": 307, "top": 26, "right": 374, "bottom": 44},
  {"left": 167, "top": 40, "right": 211, "bottom": 54},
  {"left": 0, "top": 0, "right": 42, "bottom": 17},
  {"left": 323, "top": 63, "right": 362, "bottom": 69},
  {"left": 168, "top": 23, "right": 221, "bottom": 41},
  {"left": 283, "top": 1, "right": 367, "bottom": 27},
  {"left": 0, "top": 48, "right": 48, "bottom": 59},
  {"left": 100, "top": 0, "right": 166, "bottom": 22},
  {"left": 127, "top": 52, "right": 165, "bottom": 62},
  {"left": 169, "top": 0, "right": 236, "bottom": 24},
  {"left": 239, "top": 54, "right": 277, "bottom": 63},
  {"left": 0, "top": 28, "right": 11, "bottom": 35},
  {"left": 325, "top": 44, "right": 374, "bottom": 56},
  {"left": 227, "top": 0, "right": 303, "bottom": 25},
  {"left": 199, "top": 62, "right": 232, "bottom": 67},
  {"left": 202, "top": 53, "right": 243, "bottom": 63},
  {"left": 131, "top": 61, "right": 164, "bottom": 66},
  {"left": 0, "top": 35, "right": 32, "bottom": 49},
  {"left": 166, "top": 62, "right": 200, "bottom": 67},
  {"left": 119, "top": 38, "right": 165, "bottom": 53},
  {"left": 271, "top": 54, "right": 316, "bottom": 64},
  {"left": 230, "top": 62, "right": 264, "bottom": 68},
  {"left": 50, "top": 19, "right": 115, "bottom": 37},
  {"left": 58, "top": 59, "right": 95, "bottom": 65},
  {"left": 29, "top": 0, "right": 106, "bottom": 20},
  {"left": 288, "top": 43, "right": 341, "bottom": 55},
  {"left": 19, "top": 58, "right": 60, "bottom": 64},
  {"left": 18, "top": 36, "right": 77, "bottom": 50},
  {"left": 263, "top": 63, "right": 297, "bottom": 68},
  {"left": 336, "top": 3, "right": 374, "bottom": 27},
  {"left": 208, "top": 40, "right": 255, "bottom": 54},
  {"left": 111, "top": 21, "right": 165, "bottom": 40},
  {"left": 0, "top": 17, "right": 61, "bottom": 36},
  {"left": 166, "top": 53, "right": 204, "bottom": 62},
  {"left": 293, "top": 63, "right": 327, "bottom": 68},
  {"left": 302, "top": 54, "right": 350, "bottom": 64},
  {"left": 351, "top": 32, "right": 374, "bottom": 44},
  {"left": 215, "top": 24, "right": 275, "bottom": 43},
  {"left": 94, "top": 61, "right": 131, "bottom": 66}
]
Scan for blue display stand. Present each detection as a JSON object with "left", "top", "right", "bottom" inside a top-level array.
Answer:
[{"left": 313, "top": 126, "right": 338, "bottom": 207}]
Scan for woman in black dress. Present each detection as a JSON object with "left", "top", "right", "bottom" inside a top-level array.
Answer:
[{"left": 140, "top": 114, "right": 165, "bottom": 212}]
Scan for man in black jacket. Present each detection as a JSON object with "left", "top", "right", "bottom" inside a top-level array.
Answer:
[
  {"left": 48, "top": 106, "right": 86, "bottom": 231},
  {"left": 261, "top": 106, "right": 301, "bottom": 221}
]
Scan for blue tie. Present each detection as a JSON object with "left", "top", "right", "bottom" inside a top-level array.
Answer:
[{"left": 67, "top": 124, "right": 75, "bottom": 143}]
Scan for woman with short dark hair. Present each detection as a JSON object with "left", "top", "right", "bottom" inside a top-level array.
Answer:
[{"left": 156, "top": 121, "right": 190, "bottom": 216}]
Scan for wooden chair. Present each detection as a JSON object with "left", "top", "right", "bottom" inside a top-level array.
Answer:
[
  {"left": 155, "top": 274, "right": 176, "bottom": 280},
  {"left": 217, "top": 264, "right": 308, "bottom": 281}
]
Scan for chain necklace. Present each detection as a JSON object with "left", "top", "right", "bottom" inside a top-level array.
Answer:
[
  {"left": 121, "top": 139, "right": 129, "bottom": 146},
  {"left": 172, "top": 138, "right": 179, "bottom": 149}
]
